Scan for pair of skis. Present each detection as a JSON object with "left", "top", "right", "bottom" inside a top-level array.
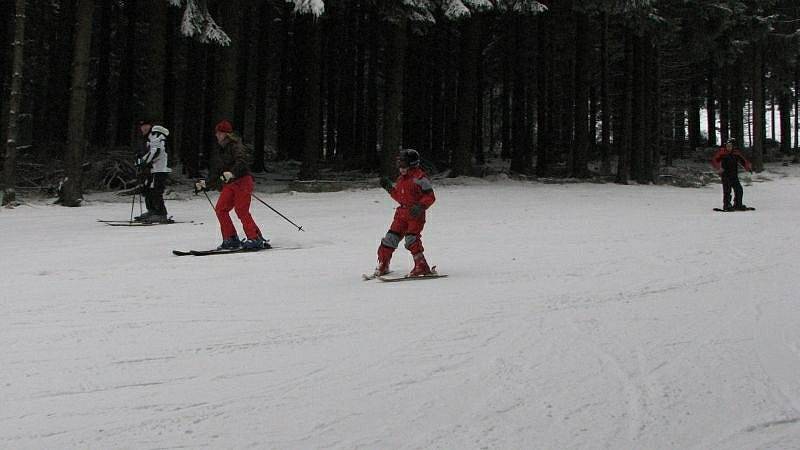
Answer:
[
  {"left": 98, "top": 218, "right": 195, "bottom": 227},
  {"left": 172, "top": 245, "right": 301, "bottom": 257},
  {"left": 712, "top": 207, "right": 756, "bottom": 212},
  {"left": 362, "top": 266, "right": 448, "bottom": 282}
]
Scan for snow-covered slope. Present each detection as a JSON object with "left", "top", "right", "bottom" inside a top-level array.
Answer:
[{"left": 2, "top": 166, "right": 800, "bottom": 449}]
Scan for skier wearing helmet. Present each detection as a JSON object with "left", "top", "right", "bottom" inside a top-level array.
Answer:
[{"left": 374, "top": 149, "right": 437, "bottom": 277}]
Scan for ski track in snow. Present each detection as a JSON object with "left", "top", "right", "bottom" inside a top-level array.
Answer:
[{"left": 2, "top": 164, "right": 800, "bottom": 448}]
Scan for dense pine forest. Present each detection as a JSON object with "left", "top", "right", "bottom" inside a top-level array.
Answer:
[{"left": 1, "top": 0, "right": 799, "bottom": 206}]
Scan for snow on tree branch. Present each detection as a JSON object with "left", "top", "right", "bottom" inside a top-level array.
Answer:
[
  {"left": 290, "top": 0, "right": 325, "bottom": 16},
  {"left": 167, "top": 0, "right": 231, "bottom": 46}
]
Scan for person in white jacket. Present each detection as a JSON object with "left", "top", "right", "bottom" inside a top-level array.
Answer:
[{"left": 135, "top": 119, "right": 171, "bottom": 223}]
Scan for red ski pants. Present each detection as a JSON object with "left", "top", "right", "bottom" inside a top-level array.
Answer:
[
  {"left": 215, "top": 175, "right": 262, "bottom": 239},
  {"left": 378, "top": 207, "right": 425, "bottom": 263}
]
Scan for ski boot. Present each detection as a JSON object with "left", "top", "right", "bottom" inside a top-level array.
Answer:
[
  {"left": 374, "top": 246, "right": 394, "bottom": 277},
  {"left": 242, "top": 235, "right": 270, "bottom": 249},
  {"left": 409, "top": 253, "right": 433, "bottom": 277},
  {"left": 217, "top": 235, "right": 242, "bottom": 250},
  {"left": 734, "top": 204, "right": 749, "bottom": 211},
  {"left": 142, "top": 214, "right": 170, "bottom": 224},
  {"left": 373, "top": 260, "right": 390, "bottom": 277},
  {"left": 134, "top": 211, "right": 154, "bottom": 222}
]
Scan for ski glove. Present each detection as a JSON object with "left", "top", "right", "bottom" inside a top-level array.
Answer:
[
  {"left": 194, "top": 179, "right": 207, "bottom": 194},
  {"left": 380, "top": 176, "right": 394, "bottom": 193},
  {"left": 410, "top": 203, "right": 424, "bottom": 218},
  {"left": 221, "top": 171, "right": 235, "bottom": 183}
]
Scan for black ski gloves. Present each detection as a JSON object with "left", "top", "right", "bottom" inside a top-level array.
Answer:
[
  {"left": 380, "top": 176, "right": 394, "bottom": 193},
  {"left": 410, "top": 203, "right": 424, "bottom": 218}
]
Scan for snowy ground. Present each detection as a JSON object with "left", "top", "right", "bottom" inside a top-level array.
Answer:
[{"left": 2, "top": 165, "right": 800, "bottom": 449}]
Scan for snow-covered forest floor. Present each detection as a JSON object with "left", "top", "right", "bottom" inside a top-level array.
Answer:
[{"left": 2, "top": 163, "right": 800, "bottom": 449}]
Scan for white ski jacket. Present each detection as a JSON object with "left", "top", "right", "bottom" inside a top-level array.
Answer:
[{"left": 138, "top": 125, "right": 171, "bottom": 173}]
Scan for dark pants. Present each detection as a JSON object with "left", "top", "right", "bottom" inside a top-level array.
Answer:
[
  {"left": 144, "top": 172, "right": 168, "bottom": 216},
  {"left": 722, "top": 175, "right": 743, "bottom": 208}
]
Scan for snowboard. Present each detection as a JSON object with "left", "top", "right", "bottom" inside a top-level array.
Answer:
[{"left": 713, "top": 207, "right": 756, "bottom": 212}]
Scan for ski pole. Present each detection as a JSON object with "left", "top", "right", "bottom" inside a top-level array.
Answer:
[
  {"left": 129, "top": 189, "right": 136, "bottom": 223},
  {"left": 251, "top": 193, "right": 304, "bottom": 232},
  {"left": 203, "top": 190, "right": 216, "bottom": 211}
]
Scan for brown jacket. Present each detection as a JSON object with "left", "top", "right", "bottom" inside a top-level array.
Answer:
[{"left": 209, "top": 134, "right": 252, "bottom": 190}]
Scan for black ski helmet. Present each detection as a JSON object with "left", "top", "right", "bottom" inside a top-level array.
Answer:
[{"left": 397, "top": 148, "right": 420, "bottom": 168}]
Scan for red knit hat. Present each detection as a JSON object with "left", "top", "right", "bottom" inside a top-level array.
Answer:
[{"left": 215, "top": 119, "right": 233, "bottom": 134}]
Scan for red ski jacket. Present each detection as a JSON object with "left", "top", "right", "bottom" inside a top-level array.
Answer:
[
  {"left": 711, "top": 147, "right": 751, "bottom": 176},
  {"left": 390, "top": 167, "right": 436, "bottom": 210}
]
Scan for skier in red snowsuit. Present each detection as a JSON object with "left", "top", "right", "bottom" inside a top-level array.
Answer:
[
  {"left": 711, "top": 138, "right": 752, "bottom": 211},
  {"left": 374, "top": 149, "right": 436, "bottom": 277}
]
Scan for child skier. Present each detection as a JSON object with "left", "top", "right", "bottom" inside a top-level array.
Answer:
[
  {"left": 711, "top": 138, "right": 752, "bottom": 211},
  {"left": 374, "top": 149, "right": 436, "bottom": 277},
  {"left": 195, "top": 120, "right": 269, "bottom": 250},
  {"left": 134, "top": 119, "right": 171, "bottom": 223}
]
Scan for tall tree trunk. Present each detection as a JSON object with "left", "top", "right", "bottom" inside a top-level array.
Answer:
[
  {"left": 61, "top": 0, "right": 94, "bottom": 207},
  {"left": 779, "top": 89, "right": 792, "bottom": 154},
  {"left": 252, "top": 1, "right": 271, "bottom": 173},
  {"left": 599, "top": 11, "right": 610, "bottom": 175},
  {"left": 535, "top": 13, "right": 550, "bottom": 177},
  {"left": 571, "top": 11, "right": 590, "bottom": 178},
  {"left": 630, "top": 34, "right": 645, "bottom": 181},
  {"left": 142, "top": 0, "right": 167, "bottom": 122},
  {"left": 180, "top": 41, "right": 204, "bottom": 178},
  {"left": 706, "top": 66, "right": 716, "bottom": 147},
  {"left": 234, "top": 3, "right": 252, "bottom": 130},
  {"left": 430, "top": 24, "right": 444, "bottom": 162},
  {"left": 509, "top": 16, "right": 531, "bottom": 174},
  {"left": 0, "top": 1, "right": 10, "bottom": 157},
  {"left": 354, "top": 9, "right": 367, "bottom": 166},
  {"left": 297, "top": 14, "right": 321, "bottom": 180},
  {"left": 2, "top": 0, "right": 26, "bottom": 205},
  {"left": 751, "top": 41, "right": 764, "bottom": 171},
  {"left": 38, "top": 1, "right": 74, "bottom": 147},
  {"left": 794, "top": 62, "right": 799, "bottom": 152},
  {"left": 324, "top": 7, "right": 338, "bottom": 161},
  {"left": 337, "top": 9, "right": 356, "bottom": 161},
  {"left": 164, "top": 6, "right": 179, "bottom": 167},
  {"left": 276, "top": 8, "right": 292, "bottom": 160},
  {"left": 115, "top": 0, "right": 137, "bottom": 145},
  {"left": 644, "top": 39, "right": 659, "bottom": 183},
  {"left": 730, "top": 59, "right": 745, "bottom": 149},
  {"left": 687, "top": 78, "right": 701, "bottom": 153},
  {"left": 380, "top": 18, "right": 407, "bottom": 176},
  {"left": 365, "top": 12, "right": 379, "bottom": 169},
  {"left": 475, "top": 21, "right": 485, "bottom": 167},
  {"left": 616, "top": 28, "right": 633, "bottom": 184},
  {"left": 500, "top": 40, "right": 511, "bottom": 160},
  {"left": 92, "top": 0, "right": 111, "bottom": 146},
  {"left": 451, "top": 17, "right": 479, "bottom": 177},
  {"left": 770, "top": 95, "right": 775, "bottom": 141},
  {"left": 719, "top": 70, "right": 729, "bottom": 145},
  {"left": 215, "top": 0, "right": 241, "bottom": 125}
]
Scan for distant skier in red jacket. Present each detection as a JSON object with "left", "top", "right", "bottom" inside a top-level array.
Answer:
[
  {"left": 711, "top": 138, "right": 752, "bottom": 211},
  {"left": 374, "top": 149, "right": 436, "bottom": 277}
]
